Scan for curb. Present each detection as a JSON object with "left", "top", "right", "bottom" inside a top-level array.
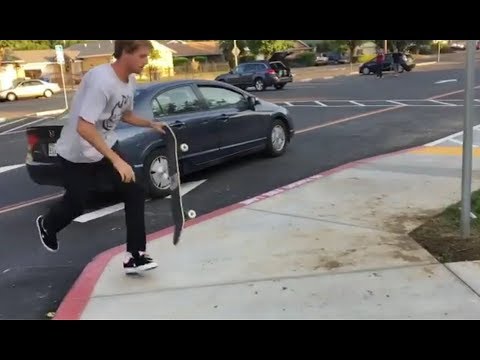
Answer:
[{"left": 52, "top": 144, "right": 422, "bottom": 320}]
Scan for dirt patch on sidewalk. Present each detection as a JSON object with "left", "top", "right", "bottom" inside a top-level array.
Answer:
[{"left": 410, "top": 190, "right": 480, "bottom": 263}]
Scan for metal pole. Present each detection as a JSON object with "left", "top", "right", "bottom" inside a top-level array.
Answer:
[
  {"left": 384, "top": 40, "right": 387, "bottom": 53},
  {"left": 233, "top": 40, "right": 238, "bottom": 67},
  {"left": 59, "top": 63, "right": 68, "bottom": 110},
  {"left": 461, "top": 40, "right": 476, "bottom": 238},
  {"left": 437, "top": 42, "right": 441, "bottom": 63}
]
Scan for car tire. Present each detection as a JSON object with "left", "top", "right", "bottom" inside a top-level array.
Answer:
[
  {"left": 254, "top": 78, "right": 266, "bottom": 91},
  {"left": 274, "top": 83, "right": 285, "bottom": 90},
  {"left": 362, "top": 67, "right": 370, "bottom": 75},
  {"left": 6, "top": 92, "right": 16, "bottom": 101},
  {"left": 144, "top": 148, "right": 172, "bottom": 199},
  {"left": 44, "top": 90, "right": 53, "bottom": 98},
  {"left": 266, "top": 118, "right": 288, "bottom": 157}
]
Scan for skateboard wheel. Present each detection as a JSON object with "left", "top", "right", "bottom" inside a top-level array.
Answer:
[
  {"left": 187, "top": 210, "right": 196, "bottom": 219},
  {"left": 180, "top": 143, "right": 189, "bottom": 152}
]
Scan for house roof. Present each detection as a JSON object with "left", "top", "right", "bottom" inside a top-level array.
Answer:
[
  {"left": 2, "top": 49, "right": 79, "bottom": 64},
  {"left": 66, "top": 40, "right": 175, "bottom": 59},
  {"left": 159, "top": 41, "right": 222, "bottom": 57}
]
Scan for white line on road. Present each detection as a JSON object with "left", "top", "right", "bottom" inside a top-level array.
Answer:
[
  {"left": 435, "top": 79, "right": 458, "bottom": 84},
  {"left": 0, "top": 164, "right": 25, "bottom": 174},
  {"left": 314, "top": 101, "right": 327, "bottom": 106},
  {"left": 426, "top": 124, "right": 480, "bottom": 146},
  {"left": 74, "top": 179, "right": 207, "bottom": 223},
  {"left": 1, "top": 117, "right": 48, "bottom": 134},
  {"left": 349, "top": 101, "right": 365, "bottom": 106},
  {"left": 429, "top": 99, "right": 456, "bottom": 106},
  {"left": 0, "top": 117, "right": 28, "bottom": 129},
  {"left": 387, "top": 100, "right": 407, "bottom": 106}
]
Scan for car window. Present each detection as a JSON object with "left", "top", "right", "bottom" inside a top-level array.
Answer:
[
  {"left": 234, "top": 64, "right": 247, "bottom": 74},
  {"left": 198, "top": 86, "right": 248, "bottom": 110},
  {"left": 152, "top": 85, "right": 202, "bottom": 117},
  {"left": 242, "top": 64, "right": 257, "bottom": 72}
]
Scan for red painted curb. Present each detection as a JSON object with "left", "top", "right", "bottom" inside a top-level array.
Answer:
[{"left": 53, "top": 144, "right": 421, "bottom": 320}]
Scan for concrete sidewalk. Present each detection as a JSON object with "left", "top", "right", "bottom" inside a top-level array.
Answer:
[{"left": 54, "top": 140, "right": 480, "bottom": 320}]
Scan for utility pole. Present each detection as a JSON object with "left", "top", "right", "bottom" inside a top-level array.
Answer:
[
  {"left": 232, "top": 40, "right": 240, "bottom": 67},
  {"left": 384, "top": 40, "right": 388, "bottom": 53},
  {"left": 460, "top": 40, "right": 476, "bottom": 238}
]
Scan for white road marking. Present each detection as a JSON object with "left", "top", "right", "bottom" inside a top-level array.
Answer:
[
  {"left": 349, "top": 100, "right": 365, "bottom": 106},
  {"left": 275, "top": 98, "right": 480, "bottom": 108},
  {"left": 0, "top": 117, "right": 28, "bottom": 129},
  {"left": 0, "top": 164, "right": 25, "bottom": 174},
  {"left": 435, "top": 79, "right": 457, "bottom": 84},
  {"left": 387, "top": 100, "right": 407, "bottom": 106},
  {"left": 429, "top": 99, "right": 456, "bottom": 106},
  {"left": 1, "top": 117, "right": 49, "bottom": 134},
  {"left": 74, "top": 179, "right": 207, "bottom": 223},
  {"left": 426, "top": 124, "right": 480, "bottom": 146}
]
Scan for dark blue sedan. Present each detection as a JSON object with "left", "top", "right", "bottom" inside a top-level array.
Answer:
[{"left": 25, "top": 79, "right": 295, "bottom": 198}]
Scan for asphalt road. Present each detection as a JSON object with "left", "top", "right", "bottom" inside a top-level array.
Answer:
[{"left": 2, "top": 56, "right": 480, "bottom": 319}]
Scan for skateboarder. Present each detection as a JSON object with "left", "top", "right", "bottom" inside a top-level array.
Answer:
[{"left": 35, "top": 40, "right": 167, "bottom": 274}]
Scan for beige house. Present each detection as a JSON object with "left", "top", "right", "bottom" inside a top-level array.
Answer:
[{"left": 66, "top": 40, "right": 175, "bottom": 79}]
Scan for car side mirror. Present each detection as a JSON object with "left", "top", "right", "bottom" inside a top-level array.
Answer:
[{"left": 247, "top": 96, "right": 259, "bottom": 109}]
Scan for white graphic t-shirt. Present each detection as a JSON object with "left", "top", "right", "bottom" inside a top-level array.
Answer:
[{"left": 55, "top": 63, "right": 136, "bottom": 163}]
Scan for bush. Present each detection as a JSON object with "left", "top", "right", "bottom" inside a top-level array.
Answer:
[
  {"left": 297, "top": 52, "right": 316, "bottom": 66},
  {"left": 173, "top": 57, "right": 189, "bottom": 66},
  {"left": 194, "top": 56, "right": 207, "bottom": 63}
]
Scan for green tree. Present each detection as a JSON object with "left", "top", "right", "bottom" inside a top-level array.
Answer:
[
  {"left": 219, "top": 40, "right": 248, "bottom": 69},
  {"left": 246, "top": 40, "right": 294, "bottom": 58}
]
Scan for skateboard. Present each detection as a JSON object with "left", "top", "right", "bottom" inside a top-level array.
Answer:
[{"left": 163, "top": 124, "right": 196, "bottom": 245}]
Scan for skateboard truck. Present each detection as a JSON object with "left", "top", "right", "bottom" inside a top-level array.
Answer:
[{"left": 180, "top": 143, "right": 189, "bottom": 152}]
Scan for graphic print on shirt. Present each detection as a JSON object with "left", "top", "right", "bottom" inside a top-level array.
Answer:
[{"left": 102, "top": 95, "right": 131, "bottom": 131}]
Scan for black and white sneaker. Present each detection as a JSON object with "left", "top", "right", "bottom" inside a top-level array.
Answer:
[
  {"left": 123, "top": 253, "right": 158, "bottom": 274},
  {"left": 36, "top": 215, "right": 59, "bottom": 252}
]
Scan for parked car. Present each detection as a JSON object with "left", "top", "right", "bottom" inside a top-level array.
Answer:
[
  {"left": 358, "top": 53, "right": 416, "bottom": 75},
  {"left": 314, "top": 53, "right": 329, "bottom": 66},
  {"left": 0, "top": 79, "right": 61, "bottom": 101},
  {"left": 215, "top": 60, "right": 293, "bottom": 91},
  {"left": 25, "top": 79, "right": 295, "bottom": 199}
]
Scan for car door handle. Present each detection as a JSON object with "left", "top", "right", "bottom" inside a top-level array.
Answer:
[
  {"left": 170, "top": 121, "right": 185, "bottom": 128},
  {"left": 216, "top": 114, "right": 231, "bottom": 122}
]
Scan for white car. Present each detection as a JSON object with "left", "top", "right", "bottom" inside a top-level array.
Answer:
[{"left": 0, "top": 79, "right": 61, "bottom": 101}]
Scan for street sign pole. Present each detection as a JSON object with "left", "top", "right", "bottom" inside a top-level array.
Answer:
[
  {"left": 232, "top": 40, "right": 239, "bottom": 67},
  {"left": 461, "top": 40, "right": 476, "bottom": 238},
  {"left": 55, "top": 45, "right": 68, "bottom": 110}
]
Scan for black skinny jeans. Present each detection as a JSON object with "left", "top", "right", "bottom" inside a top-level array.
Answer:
[{"left": 43, "top": 145, "right": 146, "bottom": 254}]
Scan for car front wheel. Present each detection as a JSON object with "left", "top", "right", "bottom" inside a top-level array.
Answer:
[
  {"left": 144, "top": 149, "right": 171, "bottom": 199},
  {"left": 266, "top": 119, "right": 288, "bottom": 157}
]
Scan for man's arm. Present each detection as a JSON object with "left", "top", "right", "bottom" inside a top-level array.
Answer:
[
  {"left": 122, "top": 110, "right": 153, "bottom": 128},
  {"left": 122, "top": 110, "right": 166, "bottom": 134},
  {"left": 77, "top": 118, "right": 123, "bottom": 164}
]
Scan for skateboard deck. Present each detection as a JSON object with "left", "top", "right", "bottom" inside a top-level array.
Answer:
[{"left": 163, "top": 124, "right": 196, "bottom": 245}]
